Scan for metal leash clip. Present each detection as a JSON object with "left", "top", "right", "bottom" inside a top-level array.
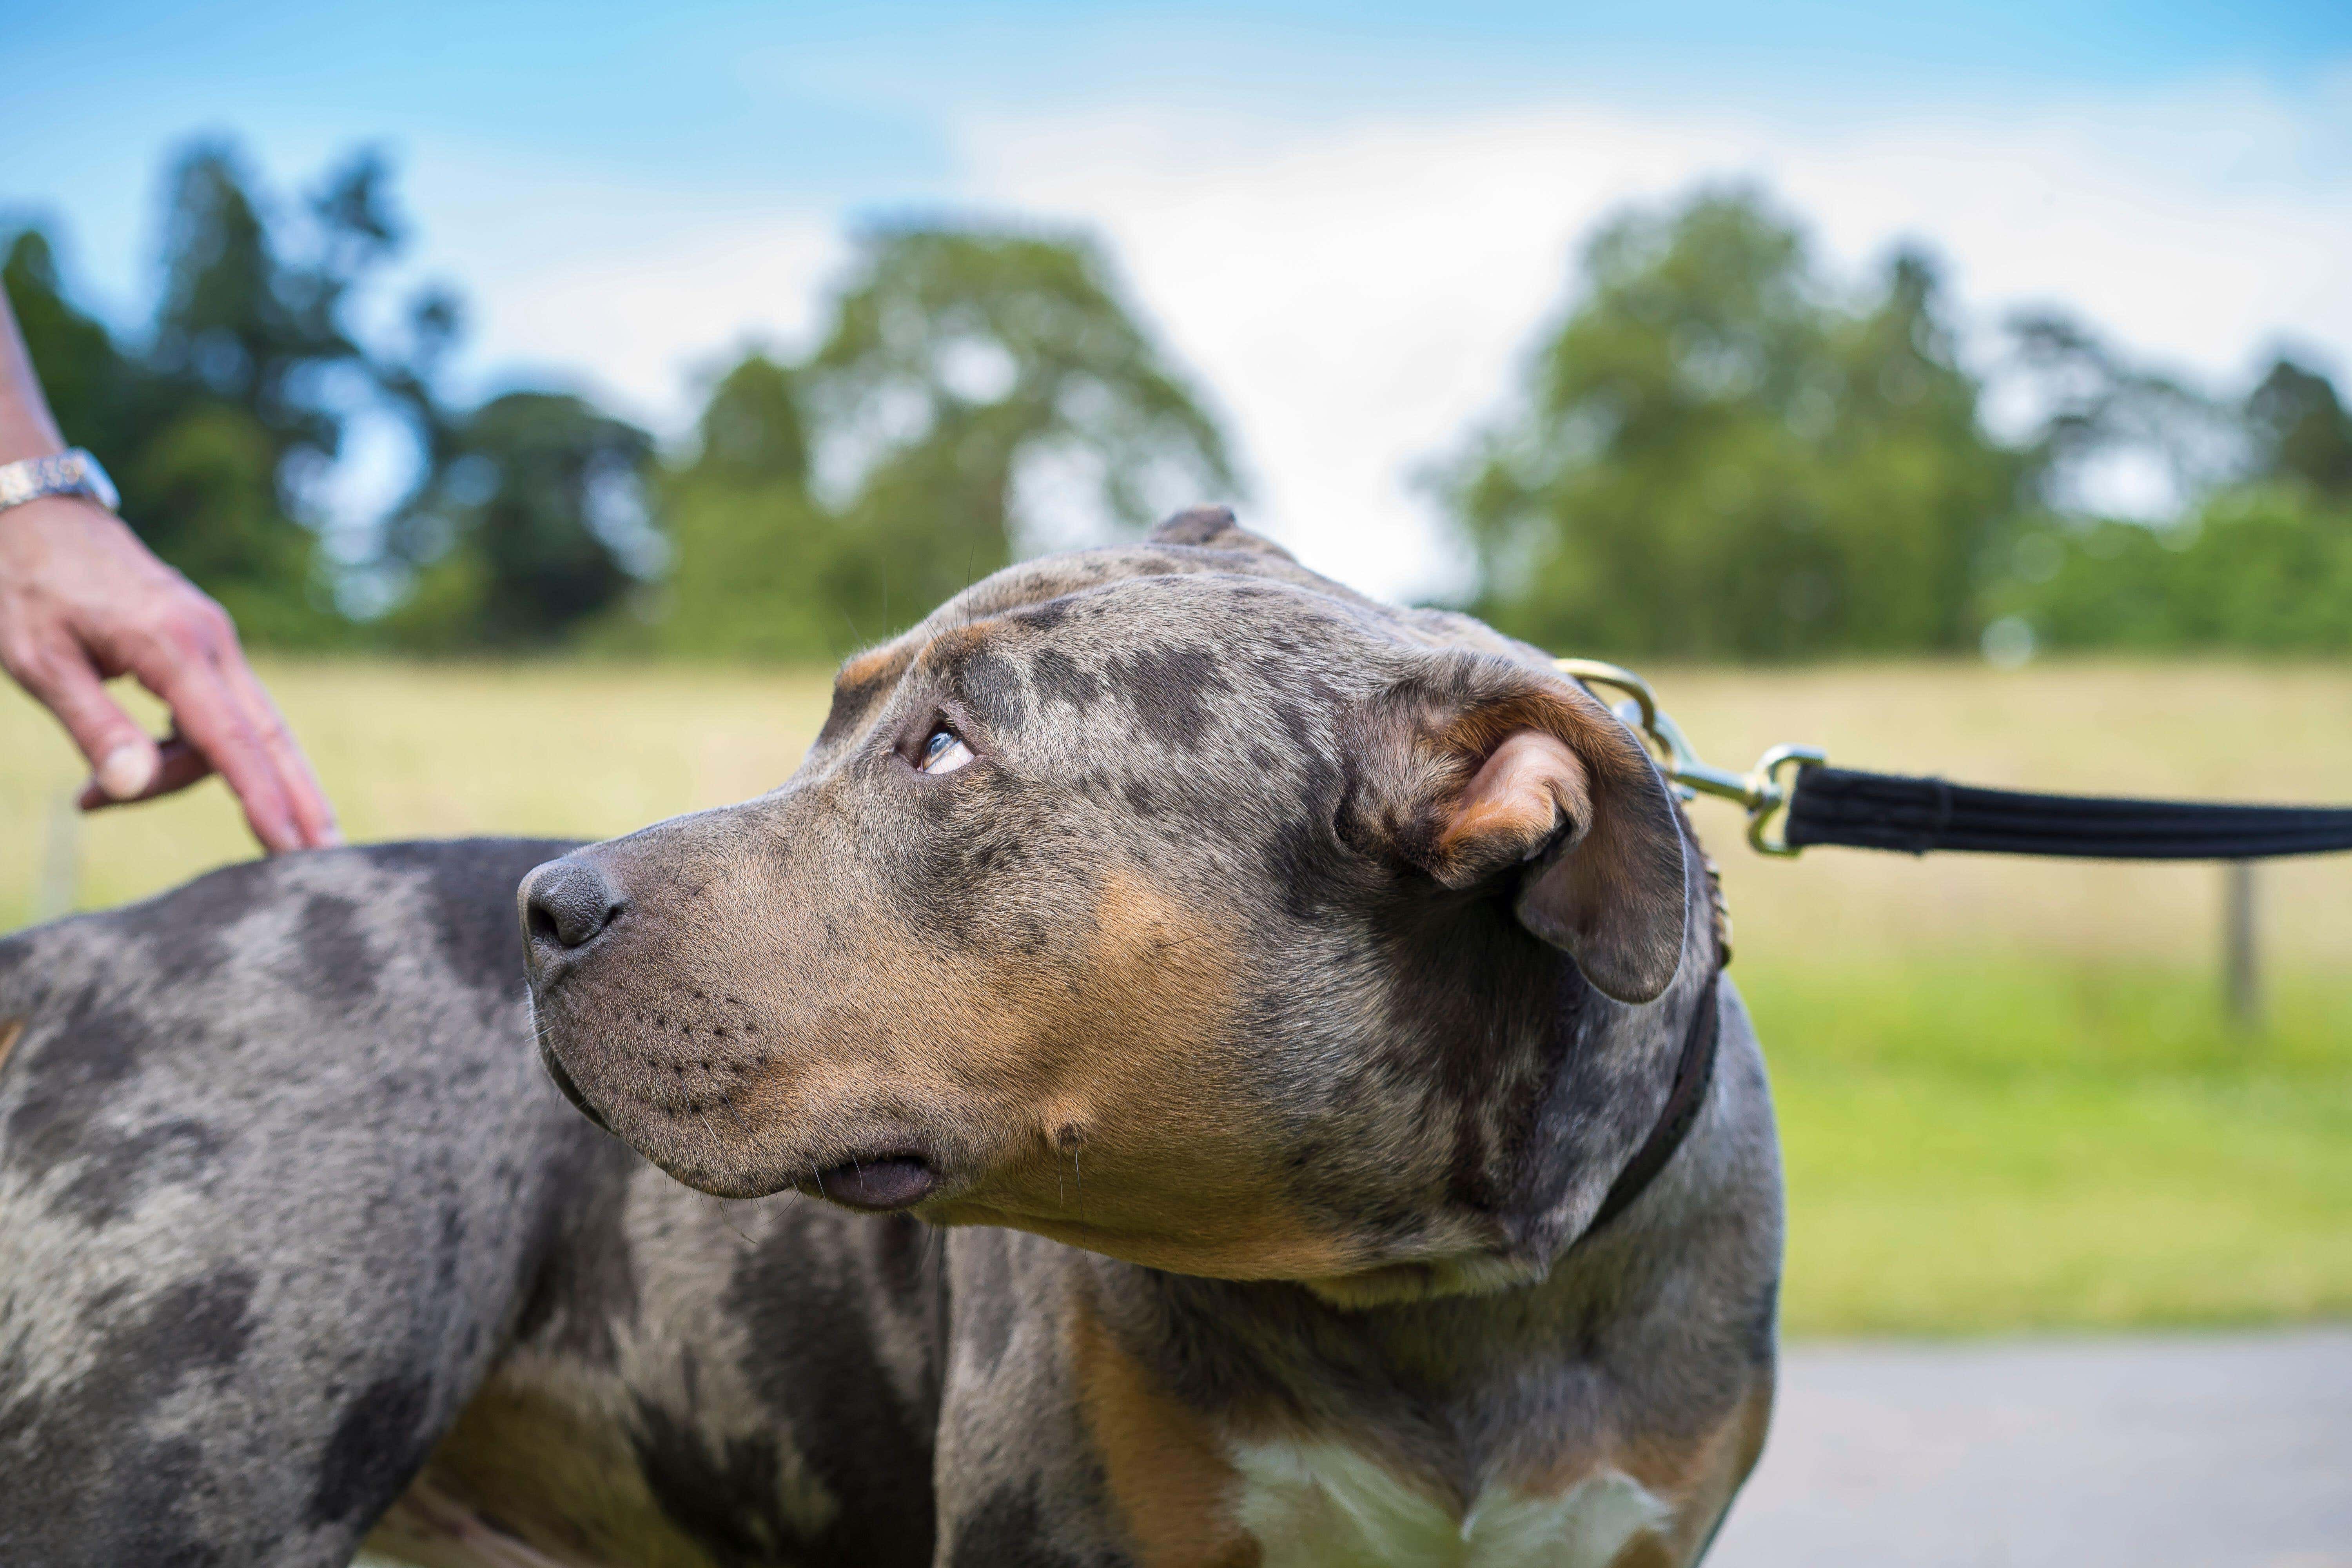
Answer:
[{"left": 1554, "top": 659, "right": 1824, "bottom": 857}]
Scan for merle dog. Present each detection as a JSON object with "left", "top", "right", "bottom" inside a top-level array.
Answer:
[{"left": 0, "top": 512, "right": 1780, "bottom": 1566}]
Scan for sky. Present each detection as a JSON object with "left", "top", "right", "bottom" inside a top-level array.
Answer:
[{"left": 5, "top": 0, "right": 2350, "bottom": 601}]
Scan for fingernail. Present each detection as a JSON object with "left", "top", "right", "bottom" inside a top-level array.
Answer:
[{"left": 96, "top": 743, "right": 158, "bottom": 801}]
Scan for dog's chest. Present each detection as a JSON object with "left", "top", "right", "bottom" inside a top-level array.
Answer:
[{"left": 1229, "top": 1437, "right": 1673, "bottom": 1568}]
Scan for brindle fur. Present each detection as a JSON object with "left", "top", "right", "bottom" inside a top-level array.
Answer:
[{"left": 0, "top": 512, "right": 1780, "bottom": 1566}]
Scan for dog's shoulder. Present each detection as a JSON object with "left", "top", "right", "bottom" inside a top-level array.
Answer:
[
  {"left": 0, "top": 837, "right": 583, "bottom": 1225},
  {"left": 0, "top": 839, "right": 598, "bottom": 1562}
]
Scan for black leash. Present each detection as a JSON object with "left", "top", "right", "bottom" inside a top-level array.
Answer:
[
  {"left": 1550, "top": 655, "right": 2351, "bottom": 1250},
  {"left": 1784, "top": 765, "right": 2352, "bottom": 860},
  {"left": 1556, "top": 657, "right": 2352, "bottom": 864}
]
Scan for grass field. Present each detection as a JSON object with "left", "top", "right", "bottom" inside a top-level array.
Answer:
[{"left": 4, "top": 656, "right": 2348, "bottom": 1336}]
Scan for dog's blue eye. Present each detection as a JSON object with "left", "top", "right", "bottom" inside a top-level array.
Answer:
[{"left": 920, "top": 726, "right": 975, "bottom": 775}]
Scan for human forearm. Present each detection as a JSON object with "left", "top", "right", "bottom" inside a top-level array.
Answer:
[{"left": 0, "top": 291, "right": 68, "bottom": 463}]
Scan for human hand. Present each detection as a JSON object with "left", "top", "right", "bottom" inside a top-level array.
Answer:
[{"left": 0, "top": 493, "right": 340, "bottom": 853}]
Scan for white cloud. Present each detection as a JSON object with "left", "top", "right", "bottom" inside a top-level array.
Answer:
[
  {"left": 405, "top": 69, "right": 2352, "bottom": 604},
  {"left": 953, "top": 71, "right": 2352, "bottom": 600},
  {"left": 406, "top": 151, "right": 846, "bottom": 430}
]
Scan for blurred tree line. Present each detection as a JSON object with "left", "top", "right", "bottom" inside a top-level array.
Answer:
[
  {"left": 9, "top": 144, "right": 2349, "bottom": 663},
  {"left": 5, "top": 140, "right": 1235, "bottom": 660},
  {"left": 1448, "top": 188, "right": 2352, "bottom": 659}
]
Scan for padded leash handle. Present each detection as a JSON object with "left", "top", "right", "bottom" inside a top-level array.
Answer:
[{"left": 1783, "top": 765, "right": 2352, "bottom": 861}]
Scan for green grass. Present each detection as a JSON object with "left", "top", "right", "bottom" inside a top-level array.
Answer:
[
  {"left": 1748, "top": 965, "right": 2352, "bottom": 1334},
  {"left": 5, "top": 657, "right": 2349, "bottom": 1337}
]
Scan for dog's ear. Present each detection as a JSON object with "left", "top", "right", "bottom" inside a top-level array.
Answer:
[
  {"left": 1147, "top": 505, "right": 1297, "bottom": 562},
  {"left": 1352, "top": 658, "right": 1688, "bottom": 1003}
]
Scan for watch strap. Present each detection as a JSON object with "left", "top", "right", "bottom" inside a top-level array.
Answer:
[{"left": 0, "top": 448, "right": 121, "bottom": 515}]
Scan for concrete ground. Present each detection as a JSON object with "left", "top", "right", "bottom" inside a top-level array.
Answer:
[{"left": 1711, "top": 1327, "right": 2352, "bottom": 1567}]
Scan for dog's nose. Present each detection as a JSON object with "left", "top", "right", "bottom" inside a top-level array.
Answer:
[{"left": 521, "top": 858, "right": 624, "bottom": 954}]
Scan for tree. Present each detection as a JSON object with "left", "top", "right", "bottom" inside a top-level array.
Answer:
[
  {"left": 655, "top": 354, "right": 853, "bottom": 658},
  {"left": 655, "top": 226, "right": 1242, "bottom": 660},
  {"left": 7, "top": 142, "right": 444, "bottom": 645},
  {"left": 382, "top": 392, "right": 656, "bottom": 650},
  {"left": 802, "top": 225, "right": 1240, "bottom": 638},
  {"left": 9, "top": 138, "right": 670, "bottom": 651},
  {"left": 1993, "top": 488, "right": 2352, "bottom": 653},
  {"left": 2, "top": 229, "right": 152, "bottom": 466},
  {"left": 138, "top": 144, "right": 415, "bottom": 637},
  {"left": 2247, "top": 357, "right": 2352, "bottom": 501},
  {"left": 1447, "top": 189, "right": 2029, "bottom": 659},
  {"left": 1987, "top": 352, "right": 2352, "bottom": 653}
]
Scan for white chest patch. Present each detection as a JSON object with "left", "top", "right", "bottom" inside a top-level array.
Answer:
[{"left": 1230, "top": 1438, "right": 1675, "bottom": 1568}]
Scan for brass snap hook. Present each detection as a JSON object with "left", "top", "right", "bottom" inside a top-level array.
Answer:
[{"left": 1554, "top": 659, "right": 1823, "bottom": 858}]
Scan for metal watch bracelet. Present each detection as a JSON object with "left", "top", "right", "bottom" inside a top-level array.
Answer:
[{"left": 0, "top": 447, "right": 122, "bottom": 516}]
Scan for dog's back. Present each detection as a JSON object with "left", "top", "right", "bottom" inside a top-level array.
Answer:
[{"left": 0, "top": 840, "right": 588, "bottom": 1567}]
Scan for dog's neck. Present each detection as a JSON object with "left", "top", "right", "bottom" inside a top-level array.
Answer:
[
  {"left": 1073, "top": 920, "right": 1725, "bottom": 1491},
  {"left": 1324, "top": 881, "right": 1721, "bottom": 1303},
  {"left": 1077, "top": 1191, "right": 1681, "bottom": 1514}
]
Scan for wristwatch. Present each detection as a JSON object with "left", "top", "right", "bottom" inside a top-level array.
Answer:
[{"left": 0, "top": 448, "right": 120, "bottom": 516}]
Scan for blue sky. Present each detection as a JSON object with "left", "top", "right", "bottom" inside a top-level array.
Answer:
[{"left": 5, "top": 0, "right": 2349, "bottom": 595}]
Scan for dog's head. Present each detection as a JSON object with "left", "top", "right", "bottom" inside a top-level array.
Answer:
[{"left": 524, "top": 511, "right": 1703, "bottom": 1303}]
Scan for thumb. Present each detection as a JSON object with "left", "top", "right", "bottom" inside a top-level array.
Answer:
[{"left": 20, "top": 642, "right": 160, "bottom": 800}]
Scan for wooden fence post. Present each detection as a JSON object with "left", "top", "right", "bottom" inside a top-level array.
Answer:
[{"left": 2223, "top": 860, "right": 2261, "bottom": 1028}]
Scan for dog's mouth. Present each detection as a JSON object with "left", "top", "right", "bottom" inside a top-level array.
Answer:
[
  {"left": 537, "top": 1040, "right": 614, "bottom": 1135},
  {"left": 802, "top": 1152, "right": 938, "bottom": 1212}
]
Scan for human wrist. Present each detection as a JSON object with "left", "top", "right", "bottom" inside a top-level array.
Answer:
[
  {"left": 0, "top": 449, "right": 121, "bottom": 521},
  {"left": 0, "top": 398, "right": 67, "bottom": 467}
]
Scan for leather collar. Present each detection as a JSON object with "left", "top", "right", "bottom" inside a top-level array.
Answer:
[{"left": 1572, "top": 965, "right": 1722, "bottom": 1248}]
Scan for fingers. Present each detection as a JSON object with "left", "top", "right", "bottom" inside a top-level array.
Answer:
[
  {"left": 131, "top": 606, "right": 309, "bottom": 853},
  {"left": 77, "top": 737, "right": 212, "bottom": 811},
  {"left": 124, "top": 594, "right": 339, "bottom": 850},
  {"left": 4, "top": 500, "right": 340, "bottom": 853},
  {"left": 4, "top": 631, "right": 162, "bottom": 800},
  {"left": 213, "top": 646, "right": 340, "bottom": 848}
]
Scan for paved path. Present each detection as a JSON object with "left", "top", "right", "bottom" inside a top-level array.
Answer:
[{"left": 1711, "top": 1328, "right": 2352, "bottom": 1567}]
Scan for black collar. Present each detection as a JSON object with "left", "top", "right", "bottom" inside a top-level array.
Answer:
[{"left": 1572, "top": 965, "right": 1722, "bottom": 1247}]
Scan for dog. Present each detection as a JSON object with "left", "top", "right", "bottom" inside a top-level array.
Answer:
[{"left": 0, "top": 510, "right": 1781, "bottom": 1567}]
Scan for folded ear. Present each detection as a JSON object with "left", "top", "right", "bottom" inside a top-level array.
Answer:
[{"left": 1354, "top": 659, "right": 1689, "bottom": 1003}]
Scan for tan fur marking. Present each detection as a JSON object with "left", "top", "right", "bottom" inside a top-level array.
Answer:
[
  {"left": 924, "top": 869, "right": 1363, "bottom": 1281},
  {"left": 1071, "top": 1287, "right": 1260, "bottom": 1568},
  {"left": 1607, "top": 1536, "right": 1680, "bottom": 1568},
  {"left": 366, "top": 1475, "right": 590, "bottom": 1568},
  {"left": 0, "top": 1018, "right": 23, "bottom": 1080},
  {"left": 835, "top": 642, "right": 913, "bottom": 691}
]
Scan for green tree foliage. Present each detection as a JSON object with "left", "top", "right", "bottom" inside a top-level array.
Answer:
[
  {"left": 1995, "top": 488, "right": 2352, "bottom": 653},
  {"left": 382, "top": 392, "right": 656, "bottom": 650},
  {"left": 5, "top": 143, "right": 408, "bottom": 644},
  {"left": 22, "top": 140, "right": 2352, "bottom": 663},
  {"left": 1989, "top": 352, "right": 2352, "bottom": 653},
  {"left": 1450, "top": 190, "right": 2029, "bottom": 659},
  {"left": 7, "top": 139, "right": 663, "bottom": 652},
  {"left": 659, "top": 226, "right": 1240, "bottom": 658},
  {"left": 2247, "top": 357, "right": 2352, "bottom": 501},
  {"left": 1, "top": 229, "right": 152, "bottom": 465},
  {"left": 655, "top": 354, "right": 849, "bottom": 658}
]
